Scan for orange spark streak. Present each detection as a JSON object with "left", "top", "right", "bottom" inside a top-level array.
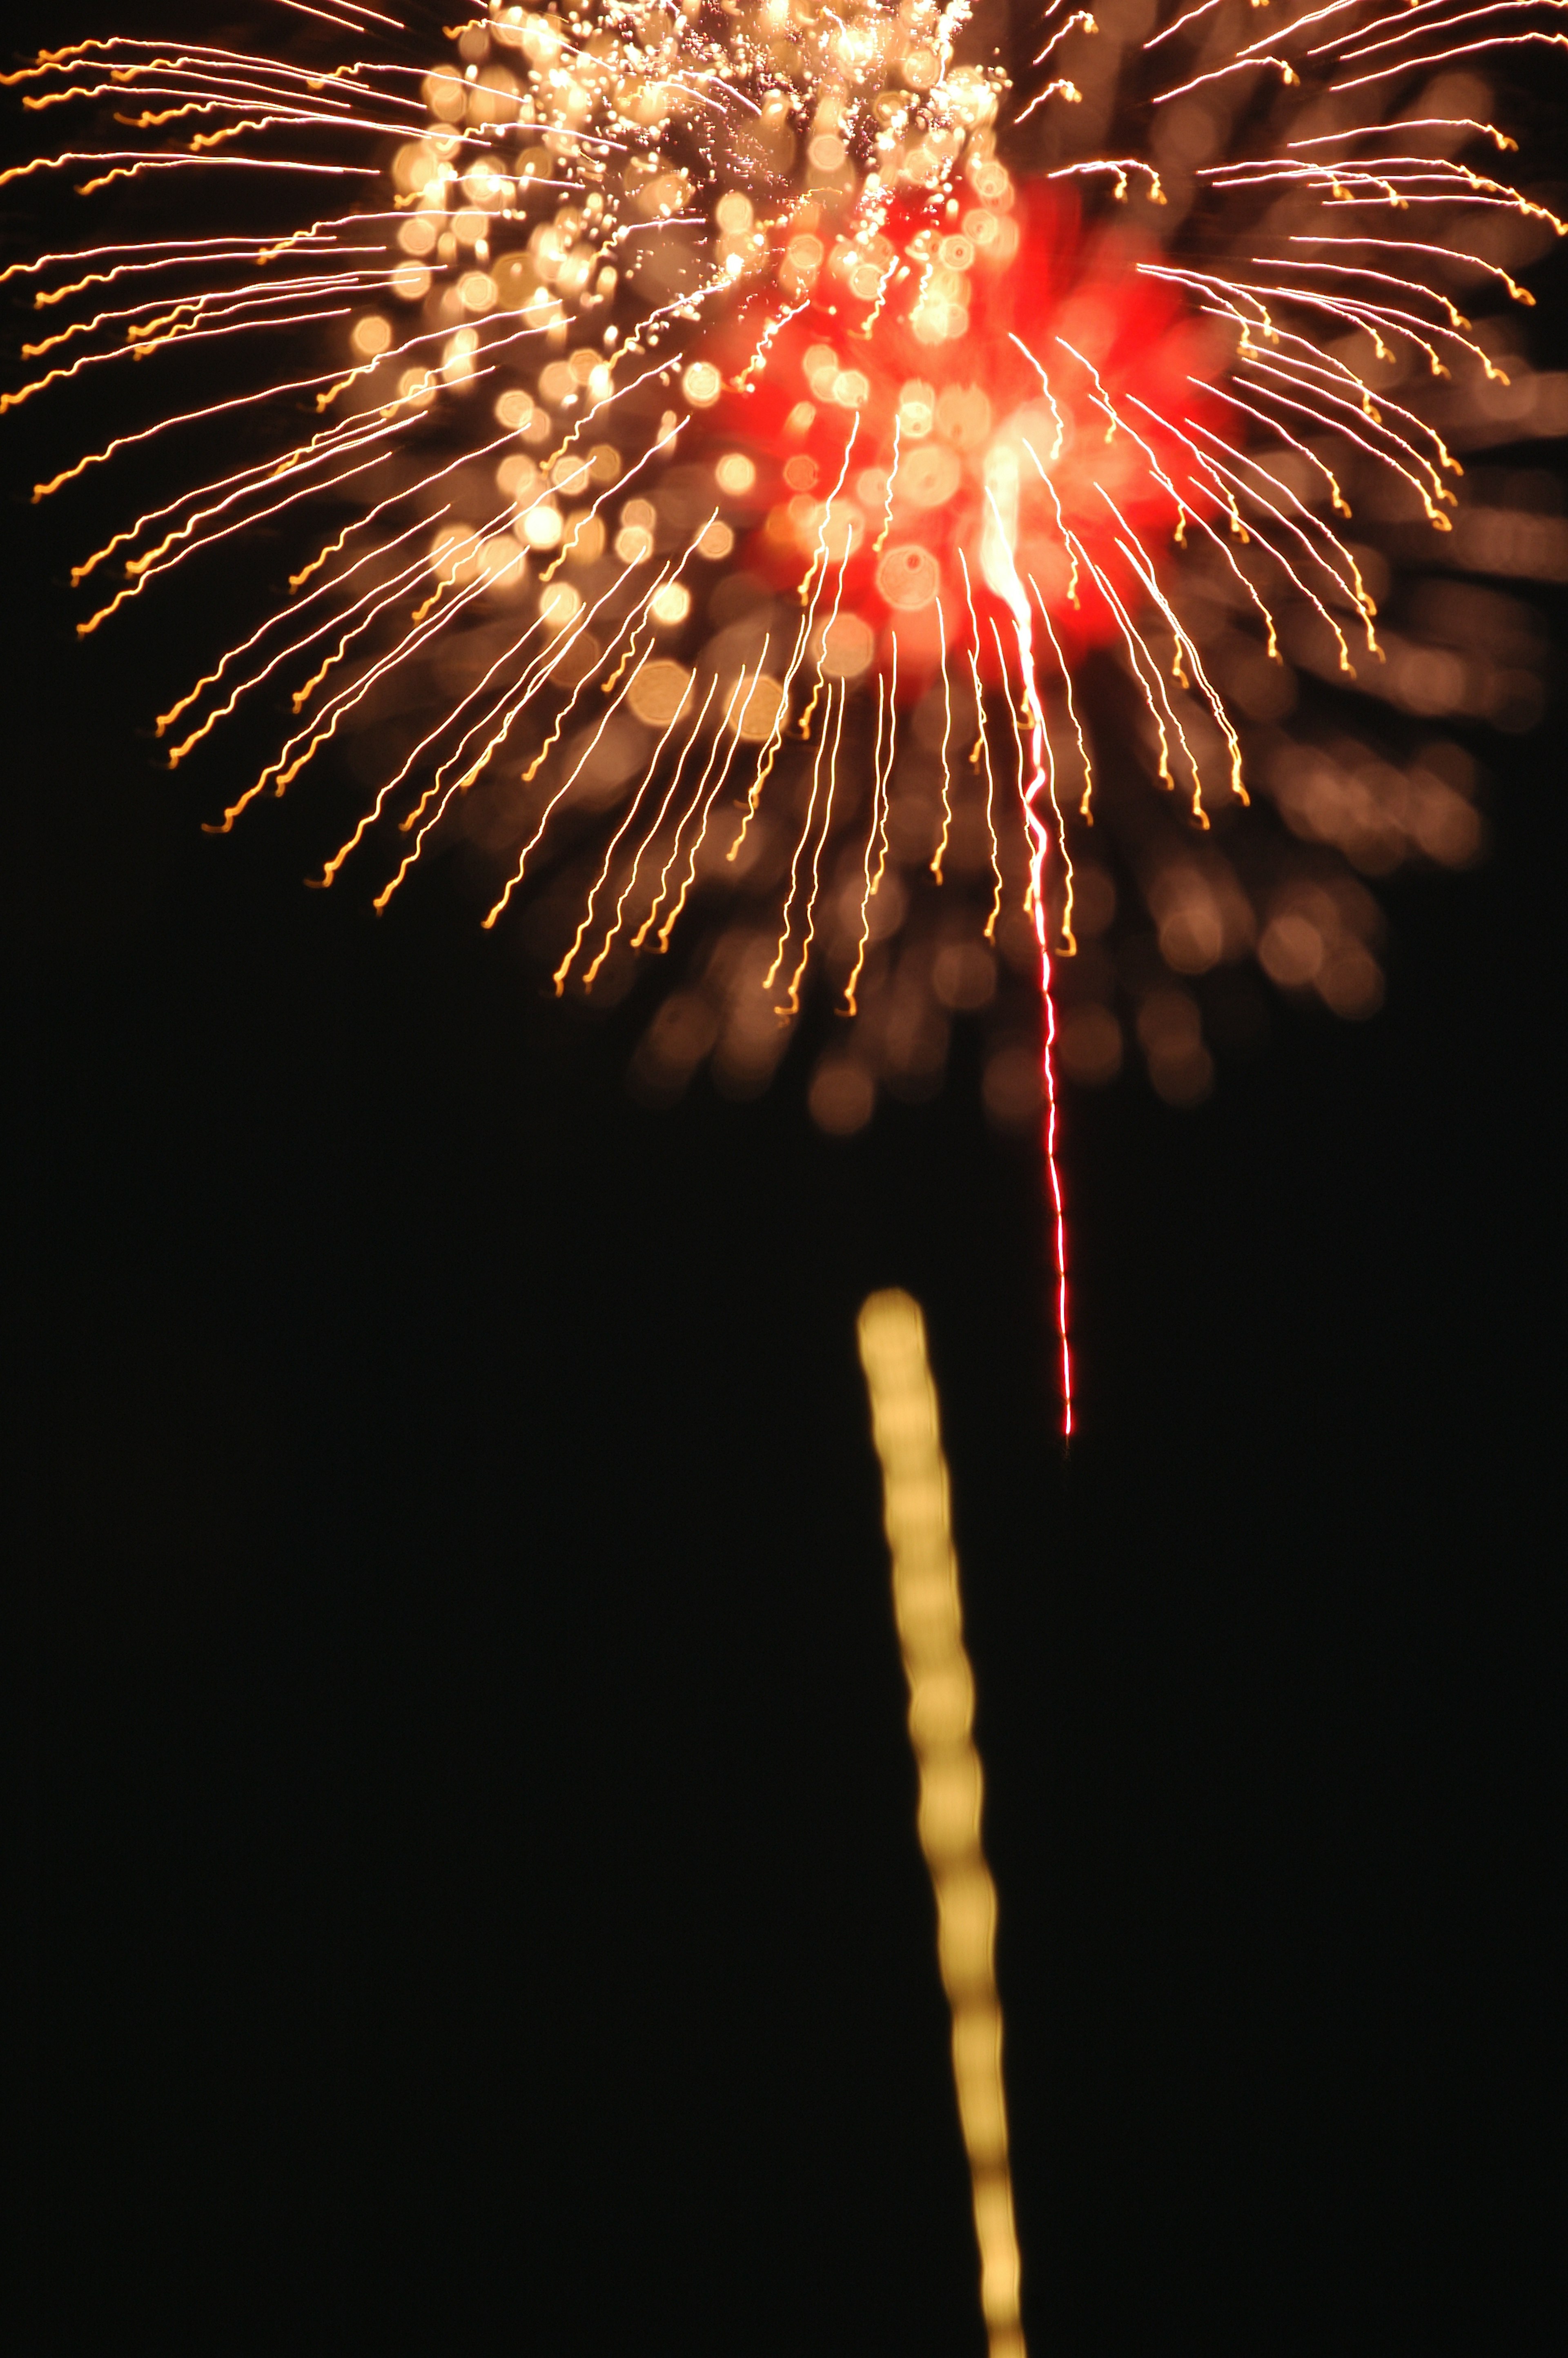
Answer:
[
  {"left": 930, "top": 596, "right": 955, "bottom": 886},
  {"left": 844, "top": 667, "right": 892, "bottom": 1018},
  {"left": 763, "top": 679, "right": 835, "bottom": 1001},
  {"left": 658, "top": 658, "right": 772, "bottom": 952},
  {"left": 586, "top": 678, "right": 722, "bottom": 977},
  {"left": 780, "top": 678, "right": 848, "bottom": 1019},
  {"left": 563, "top": 684, "right": 717, "bottom": 993}
]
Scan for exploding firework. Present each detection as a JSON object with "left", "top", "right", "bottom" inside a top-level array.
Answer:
[{"left": 6, "top": 0, "right": 1564, "bottom": 1426}]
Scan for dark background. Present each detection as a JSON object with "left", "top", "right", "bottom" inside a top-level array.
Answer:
[{"left": 9, "top": 19, "right": 1564, "bottom": 2356}]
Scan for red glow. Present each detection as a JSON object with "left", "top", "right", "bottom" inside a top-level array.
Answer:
[{"left": 715, "top": 191, "right": 1234, "bottom": 690}]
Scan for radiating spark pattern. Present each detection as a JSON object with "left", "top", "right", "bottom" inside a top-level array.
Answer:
[
  {"left": 858, "top": 1285, "right": 1026, "bottom": 2358},
  {"left": 7, "top": 0, "right": 1563, "bottom": 1429}
]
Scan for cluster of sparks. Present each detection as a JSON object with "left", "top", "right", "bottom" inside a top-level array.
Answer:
[{"left": 6, "top": 0, "right": 1564, "bottom": 1430}]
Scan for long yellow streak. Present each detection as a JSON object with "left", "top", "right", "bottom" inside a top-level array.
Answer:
[
  {"left": 1177, "top": 429, "right": 1365, "bottom": 668},
  {"left": 980, "top": 626, "right": 1020, "bottom": 944},
  {"left": 45, "top": 76, "right": 369, "bottom": 126},
  {"left": 349, "top": 579, "right": 573, "bottom": 864},
  {"left": 954, "top": 546, "right": 1013, "bottom": 938},
  {"left": 76, "top": 397, "right": 411, "bottom": 594},
  {"left": 723, "top": 643, "right": 795, "bottom": 866},
  {"left": 844, "top": 666, "right": 891, "bottom": 1018},
  {"left": 781, "top": 678, "right": 847, "bottom": 1017},
  {"left": 1211, "top": 377, "right": 1354, "bottom": 517},
  {"left": 1273, "top": 252, "right": 1477, "bottom": 335},
  {"left": 1236, "top": 330, "right": 1465, "bottom": 477},
  {"left": 1227, "top": 337, "right": 1457, "bottom": 520},
  {"left": 930, "top": 596, "right": 955, "bottom": 885},
  {"left": 384, "top": 607, "right": 655, "bottom": 909},
  {"left": 969, "top": 647, "right": 1006, "bottom": 941},
  {"left": 762, "top": 679, "right": 837, "bottom": 1000},
  {"left": 314, "top": 590, "right": 521, "bottom": 884},
  {"left": 0, "top": 40, "right": 99, "bottom": 83},
  {"left": 4, "top": 225, "right": 330, "bottom": 289},
  {"left": 22, "top": 265, "right": 384, "bottom": 364},
  {"left": 28, "top": 234, "right": 358, "bottom": 307},
  {"left": 655, "top": 659, "right": 769, "bottom": 952},
  {"left": 1048, "top": 409, "right": 1276, "bottom": 665},
  {"left": 857, "top": 1290, "right": 1027, "bottom": 2358},
  {"left": 633, "top": 672, "right": 751, "bottom": 950},
  {"left": 166, "top": 501, "right": 450, "bottom": 756},
  {"left": 449, "top": 611, "right": 649, "bottom": 881},
  {"left": 1111, "top": 523, "right": 1247, "bottom": 809},
  {"left": 796, "top": 557, "right": 851, "bottom": 747},
  {"left": 1166, "top": 258, "right": 1501, "bottom": 387},
  {"left": 1062, "top": 528, "right": 1196, "bottom": 808},
  {"left": 11, "top": 38, "right": 413, "bottom": 105},
  {"left": 294, "top": 509, "right": 514, "bottom": 759},
  {"left": 1029, "top": 590, "right": 1097, "bottom": 825},
  {"left": 0, "top": 146, "right": 349, "bottom": 189},
  {"left": 31, "top": 258, "right": 385, "bottom": 372},
  {"left": 174, "top": 521, "right": 443, "bottom": 759},
  {"left": 380, "top": 623, "right": 662, "bottom": 919},
  {"left": 978, "top": 526, "right": 1074, "bottom": 946},
  {"left": 1097, "top": 545, "right": 1209, "bottom": 815},
  {"left": 481, "top": 519, "right": 720, "bottom": 933},
  {"left": 1322, "top": 0, "right": 1564, "bottom": 69},
  {"left": 5, "top": 296, "right": 356, "bottom": 422},
  {"left": 159, "top": 509, "right": 412, "bottom": 731},
  {"left": 446, "top": 552, "right": 672, "bottom": 804},
  {"left": 793, "top": 419, "right": 863, "bottom": 742},
  {"left": 533, "top": 367, "right": 688, "bottom": 575},
  {"left": 1006, "top": 336, "right": 1066, "bottom": 462},
  {"left": 20, "top": 36, "right": 414, "bottom": 109},
  {"left": 1052, "top": 337, "right": 1123, "bottom": 448},
  {"left": 510, "top": 549, "right": 693, "bottom": 798},
  {"left": 1228, "top": 354, "right": 1451, "bottom": 522},
  {"left": 1331, "top": 31, "right": 1568, "bottom": 94},
  {"left": 1089, "top": 472, "right": 1248, "bottom": 810},
  {"left": 28, "top": 305, "right": 421, "bottom": 499},
  {"left": 1289, "top": 229, "right": 1533, "bottom": 310},
  {"left": 558, "top": 682, "right": 705, "bottom": 993},
  {"left": 12, "top": 253, "right": 548, "bottom": 427},
  {"left": 1114, "top": 382, "right": 1362, "bottom": 666},
  {"left": 869, "top": 643, "right": 898, "bottom": 900},
  {"left": 1284, "top": 117, "right": 1516, "bottom": 153},
  {"left": 211, "top": 558, "right": 489, "bottom": 830},
  {"left": 726, "top": 439, "right": 859, "bottom": 870},
  {"left": 346, "top": 570, "right": 608, "bottom": 901},
  {"left": 873, "top": 414, "right": 902, "bottom": 555},
  {"left": 579, "top": 681, "right": 719, "bottom": 982}
]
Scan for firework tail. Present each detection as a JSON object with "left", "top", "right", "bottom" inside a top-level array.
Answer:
[{"left": 858, "top": 1287, "right": 1027, "bottom": 2358}]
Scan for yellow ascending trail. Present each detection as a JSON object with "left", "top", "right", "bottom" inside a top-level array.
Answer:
[{"left": 856, "top": 1289, "right": 1027, "bottom": 2358}]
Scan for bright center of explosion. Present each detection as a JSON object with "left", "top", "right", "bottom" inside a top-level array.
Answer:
[{"left": 713, "top": 194, "right": 1229, "bottom": 682}]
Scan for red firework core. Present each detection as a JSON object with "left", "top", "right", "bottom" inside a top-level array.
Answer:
[{"left": 713, "top": 192, "right": 1234, "bottom": 688}]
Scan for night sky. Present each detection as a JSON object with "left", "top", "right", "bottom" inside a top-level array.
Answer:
[{"left": 10, "top": 22, "right": 1564, "bottom": 2356}]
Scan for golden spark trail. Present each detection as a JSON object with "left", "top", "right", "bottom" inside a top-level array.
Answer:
[
  {"left": 780, "top": 677, "right": 848, "bottom": 1017},
  {"left": 857, "top": 1288, "right": 1029, "bottom": 2358}
]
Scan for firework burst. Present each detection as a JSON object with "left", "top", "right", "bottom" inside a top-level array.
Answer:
[{"left": 6, "top": 0, "right": 1564, "bottom": 1427}]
